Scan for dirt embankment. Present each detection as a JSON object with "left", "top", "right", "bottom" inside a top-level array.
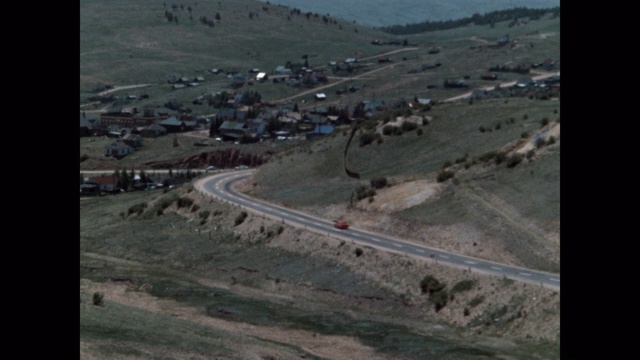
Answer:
[{"left": 145, "top": 148, "right": 273, "bottom": 170}]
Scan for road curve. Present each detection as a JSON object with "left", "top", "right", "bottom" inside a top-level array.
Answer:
[{"left": 194, "top": 170, "right": 560, "bottom": 290}]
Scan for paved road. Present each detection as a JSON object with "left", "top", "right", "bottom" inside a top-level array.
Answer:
[{"left": 194, "top": 170, "right": 560, "bottom": 290}]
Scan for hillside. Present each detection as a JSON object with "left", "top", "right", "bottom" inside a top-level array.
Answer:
[
  {"left": 257, "top": 0, "right": 561, "bottom": 27},
  {"left": 80, "top": 1, "right": 560, "bottom": 359}
]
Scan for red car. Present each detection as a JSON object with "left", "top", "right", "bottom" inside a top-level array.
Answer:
[{"left": 334, "top": 221, "right": 349, "bottom": 229}]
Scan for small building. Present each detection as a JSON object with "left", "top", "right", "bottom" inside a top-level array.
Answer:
[
  {"left": 481, "top": 73, "right": 498, "bottom": 80},
  {"left": 256, "top": 72, "right": 267, "bottom": 82},
  {"left": 140, "top": 123, "right": 168, "bottom": 138},
  {"left": 314, "top": 93, "right": 327, "bottom": 101},
  {"left": 104, "top": 139, "right": 134, "bottom": 158}
]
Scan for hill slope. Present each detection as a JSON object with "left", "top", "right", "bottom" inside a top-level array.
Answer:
[{"left": 258, "top": 0, "right": 560, "bottom": 27}]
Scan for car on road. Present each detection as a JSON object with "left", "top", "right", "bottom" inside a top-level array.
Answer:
[
  {"left": 234, "top": 165, "right": 249, "bottom": 170},
  {"left": 206, "top": 166, "right": 218, "bottom": 171},
  {"left": 334, "top": 220, "right": 349, "bottom": 229}
]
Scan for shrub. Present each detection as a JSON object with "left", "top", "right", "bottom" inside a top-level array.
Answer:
[
  {"left": 355, "top": 185, "right": 376, "bottom": 201},
  {"left": 416, "top": 128, "right": 423, "bottom": 136},
  {"left": 234, "top": 211, "right": 248, "bottom": 226},
  {"left": 430, "top": 289, "right": 449, "bottom": 312},
  {"left": 359, "top": 132, "right": 376, "bottom": 147},
  {"left": 382, "top": 125, "right": 401, "bottom": 136},
  {"left": 526, "top": 149, "right": 535, "bottom": 159},
  {"left": 80, "top": 154, "right": 89, "bottom": 162},
  {"left": 355, "top": 248, "right": 363, "bottom": 257},
  {"left": 451, "top": 279, "right": 476, "bottom": 294},
  {"left": 92, "top": 292, "right": 105, "bottom": 306},
  {"left": 547, "top": 136, "right": 556, "bottom": 145},
  {"left": 191, "top": 204, "right": 200, "bottom": 213},
  {"left": 464, "top": 308, "right": 471, "bottom": 316},
  {"left": 535, "top": 137, "right": 546, "bottom": 149},
  {"left": 494, "top": 122, "right": 501, "bottom": 130},
  {"left": 277, "top": 225, "right": 284, "bottom": 235},
  {"left": 506, "top": 153, "right": 524, "bottom": 168},
  {"left": 420, "top": 275, "right": 445, "bottom": 294},
  {"left": 494, "top": 152, "right": 507, "bottom": 165},
  {"left": 401, "top": 121, "right": 418, "bottom": 132},
  {"left": 540, "top": 117, "right": 550, "bottom": 127},
  {"left": 127, "top": 202, "right": 148, "bottom": 216},
  {"left": 199, "top": 210, "right": 210, "bottom": 220},
  {"left": 521, "top": 131, "right": 529, "bottom": 139},
  {"left": 442, "top": 160, "right": 452, "bottom": 169},
  {"left": 176, "top": 197, "right": 194, "bottom": 209},
  {"left": 437, "top": 170, "right": 454, "bottom": 183},
  {"left": 479, "top": 126, "right": 486, "bottom": 133},
  {"left": 370, "top": 177, "right": 388, "bottom": 189},
  {"left": 469, "top": 295, "right": 485, "bottom": 308}
]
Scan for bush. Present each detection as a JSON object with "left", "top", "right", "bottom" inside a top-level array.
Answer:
[
  {"left": 430, "top": 289, "right": 449, "bottom": 312},
  {"left": 176, "top": 197, "right": 194, "bottom": 209},
  {"left": 540, "top": 117, "right": 550, "bottom": 127},
  {"left": 191, "top": 204, "right": 200, "bottom": 212},
  {"left": 355, "top": 185, "right": 376, "bottom": 201},
  {"left": 80, "top": 154, "right": 89, "bottom": 163},
  {"left": 355, "top": 248, "right": 363, "bottom": 257},
  {"left": 442, "top": 160, "right": 452, "bottom": 169},
  {"left": 359, "top": 132, "right": 376, "bottom": 147},
  {"left": 127, "top": 202, "right": 148, "bottom": 216},
  {"left": 451, "top": 279, "right": 476, "bottom": 294},
  {"left": 234, "top": 211, "right": 248, "bottom": 226},
  {"left": 199, "top": 210, "right": 210, "bottom": 220},
  {"left": 420, "top": 275, "right": 445, "bottom": 294},
  {"left": 494, "top": 152, "right": 507, "bottom": 165},
  {"left": 382, "top": 125, "right": 401, "bottom": 136},
  {"left": 506, "top": 153, "right": 524, "bottom": 168},
  {"left": 521, "top": 131, "right": 529, "bottom": 139},
  {"left": 370, "top": 177, "right": 388, "bottom": 189},
  {"left": 479, "top": 126, "right": 486, "bottom": 133},
  {"left": 416, "top": 128, "right": 423, "bottom": 136},
  {"left": 401, "top": 121, "right": 418, "bottom": 132},
  {"left": 437, "top": 170, "right": 454, "bottom": 183},
  {"left": 547, "top": 136, "right": 556, "bottom": 145},
  {"left": 92, "top": 292, "right": 105, "bottom": 306},
  {"left": 535, "top": 137, "right": 546, "bottom": 149},
  {"left": 469, "top": 295, "right": 485, "bottom": 308}
]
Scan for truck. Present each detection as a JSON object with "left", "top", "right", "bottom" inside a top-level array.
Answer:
[{"left": 334, "top": 220, "right": 349, "bottom": 230}]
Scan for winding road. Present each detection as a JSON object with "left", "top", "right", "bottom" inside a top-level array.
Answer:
[{"left": 194, "top": 170, "right": 560, "bottom": 290}]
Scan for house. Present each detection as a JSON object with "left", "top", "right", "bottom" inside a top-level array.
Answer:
[
  {"left": 194, "top": 76, "right": 205, "bottom": 82},
  {"left": 172, "top": 84, "right": 186, "bottom": 90},
  {"left": 497, "top": 35, "right": 510, "bottom": 46},
  {"left": 140, "top": 123, "right": 168, "bottom": 138},
  {"left": 80, "top": 112, "right": 95, "bottom": 137},
  {"left": 104, "top": 140, "right": 134, "bottom": 158},
  {"left": 314, "top": 93, "right": 326, "bottom": 101},
  {"left": 256, "top": 72, "right": 267, "bottom": 82},
  {"left": 122, "top": 133, "right": 143, "bottom": 148},
  {"left": 274, "top": 66, "right": 292, "bottom": 75},
  {"left": 246, "top": 118, "right": 267, "bottom": 136},
  {"left": 428, "top": 47, "right": 440, "bottom": 54},
  {"left": 158, "top": 116, "right": 195, "bottom": 133},
  {"left": 218, "top": 120, "right": 248, "bottom": 141},
  {"left": 92, "top": 174, "right": 122, "bottom": 194}
]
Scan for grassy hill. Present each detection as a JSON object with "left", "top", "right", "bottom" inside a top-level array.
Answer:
[
  {"left": 81, "top": 1, "right": 560, "bottom": 358},
  {"left": 259, "top": 0, "right": 560, "bottom": 27}
]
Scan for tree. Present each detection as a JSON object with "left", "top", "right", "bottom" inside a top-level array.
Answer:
[{"left": 215, "top": 12, "right": 221, "bottom": 21}]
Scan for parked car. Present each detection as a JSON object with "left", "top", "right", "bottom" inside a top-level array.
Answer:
[{"left": 206, "top": 166, "right": 218, "bottom": 171}]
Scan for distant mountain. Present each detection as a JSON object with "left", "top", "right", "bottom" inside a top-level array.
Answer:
[{"left": 259, "top": 0, "right": 560, "bottom": 27}]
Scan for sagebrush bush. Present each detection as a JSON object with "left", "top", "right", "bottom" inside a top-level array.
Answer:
[
  {"left": 370, "top": 177, "right": 388, "bottom": 189},
  {"left": 437, "top": 170, "right": 454, "bottom": 183},
  {"left": 506, "top": 153, "right": 524, "bottom": 168},
  {"left": 234, "top": 211, "right": 248, "bottom": 226},
  {"left": 92, "top": 292, "right": 104, "bottom": 306}
]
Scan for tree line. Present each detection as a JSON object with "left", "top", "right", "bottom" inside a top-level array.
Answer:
[{"left": 377, "top": 6, "right": 560, "bottom": 35}]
